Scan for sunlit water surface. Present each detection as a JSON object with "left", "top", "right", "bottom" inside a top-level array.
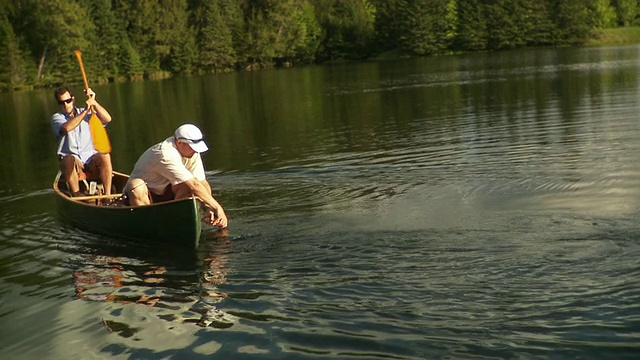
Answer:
[{"left": 1, "top": 46, "right": 640, "bottom": 359}]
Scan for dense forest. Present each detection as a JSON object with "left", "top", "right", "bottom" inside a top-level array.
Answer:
[{"left": 1, "top": 0, "right": 640, "bottom": 90}]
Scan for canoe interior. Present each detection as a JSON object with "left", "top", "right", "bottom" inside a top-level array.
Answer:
[{"left": 53, "top": 171, "right": 203, "bottom": 246}]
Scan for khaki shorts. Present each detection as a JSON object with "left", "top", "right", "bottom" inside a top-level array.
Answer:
[{"left": 59, "top": 154, "right": 101, "bottom": 179}]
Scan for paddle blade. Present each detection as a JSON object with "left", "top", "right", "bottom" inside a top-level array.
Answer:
[{"left": 89, "top": 113, "right": 111, "bottom": 153}]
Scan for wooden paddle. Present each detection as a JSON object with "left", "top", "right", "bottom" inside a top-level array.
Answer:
[
  {"left": 72, "top": 193, "right": 123, "bottom": 201},
  {"left": 73, "top": 49, "right": 112, "bottom": 153}
]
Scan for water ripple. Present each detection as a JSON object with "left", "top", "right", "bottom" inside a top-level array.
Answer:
[{"left": 3, "top": 47, "right": 640, "bottom": 359}]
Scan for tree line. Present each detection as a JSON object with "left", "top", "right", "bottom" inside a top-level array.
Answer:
[{"left": 1, "top": 0, "right": 639, "bottom": 90}]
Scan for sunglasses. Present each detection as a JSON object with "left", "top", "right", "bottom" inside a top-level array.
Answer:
[
  {"left": 58, "top": 97, "right": 74, "bottom": 105},
  {"left": 178, "top": 137, "right": 204, "bottom": 144}
]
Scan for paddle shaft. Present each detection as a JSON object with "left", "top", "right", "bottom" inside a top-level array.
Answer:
[
  {"left": 71, "top": 193, "right": 123, "bottom": 201},
  {"left": 73, "top": 50, "right": 90, "bottom": 91},
  {"left": 73, "top": 49, "right": 112, "bottom": 153}
]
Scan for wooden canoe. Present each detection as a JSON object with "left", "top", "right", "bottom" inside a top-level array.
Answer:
[{"left": 53, "top": 171, "right": 203, "bottom": 246}]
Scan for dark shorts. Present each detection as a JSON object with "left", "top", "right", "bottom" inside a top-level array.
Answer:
[
  {"left": 150, "top": 184, "right": 175, "bottom": 203},
  {"left": 123, "top": 183, "right": 174, "bottom": 206}
]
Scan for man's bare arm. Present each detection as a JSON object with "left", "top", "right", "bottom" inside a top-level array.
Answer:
[{"left": 184, "top": 178, "right": 228, "bottom": 228}]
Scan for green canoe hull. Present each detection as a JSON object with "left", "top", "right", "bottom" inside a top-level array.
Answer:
[{"left": 53, "top": 171, "right": 203, "bottom": 246}]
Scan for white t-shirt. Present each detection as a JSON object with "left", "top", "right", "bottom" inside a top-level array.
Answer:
[{"left": 129, "top": 137, "right": 206, "bottom": 194}]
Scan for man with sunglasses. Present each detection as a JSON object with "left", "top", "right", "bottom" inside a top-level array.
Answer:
[
  {"left": 123, "top": 124, "right": 228, "bottom": 228},
  {"left": 51, "top": 86, "right": 113, "bottom": 197}
]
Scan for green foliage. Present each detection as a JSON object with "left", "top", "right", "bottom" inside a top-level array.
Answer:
[
  {"left": 192, "top": 0, "right": 237, "bottom": 71},
  {"left": 0, "top": 3, "right": 32, "bottom": 89},
  {"left": 84, "top": 0, "right": 125, "bottom": 81},
  {"left": 158, "top": 0, "right": 196, "bottom": 74},
  {"left": 119, "top": 35, "right": 144, "bottom": 80},
  {"left": 15, "top": 0, "right": 95, "bottom": 84},
  {"left": 588, "top": 25, "right": 640, "bottom": 45},
  {"left": 456, "top": 0, "right": 488, "bottom": 51},
  {"left": 485, "top": 0, "right": 532, "bottom": 50},
  {"left": 314, "top": 0, "right": 377, "bottom": 60},
  {"left": 274, "top": 1, "right": 322, "bottom": 65},
  {"left": 553, "top": 0, "right": 596, "bottom": 45},
  {"left": 113, "top": 0, "right": 162, "bottom": 74},
  {"left": 398, "top": 0, "right": 455, "bottom": 55},
  {"left": 593, "top": 0, "right": 618, "bottom": 29},
  {"left": 613, "top": 0, "right": 639, "bottom": 26},
  {"left": 3, "top": 0, "right": 640, "bottom": 89},
  {"left": 523, "top": 0, "right": 558, "bottom": 46},
  {"left": 242, "top": 0, "right": 321, "bottom": 68},
  {"left": 369, "top": 0, "right": 404, "bottom": 52},
  {"left": 295, "top": 2, "right": 323, "bottom": 63}
]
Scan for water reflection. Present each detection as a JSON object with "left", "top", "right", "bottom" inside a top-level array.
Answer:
[
  {"left": 2, "top": 45, "right": 640, "bottom": 359},
  {"left": 69, "top": 229, "right": 235, "bottom": 333}
]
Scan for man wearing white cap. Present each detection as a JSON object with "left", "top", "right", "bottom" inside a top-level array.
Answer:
[{"left": 123, "top": 124, "right": 228, "bottom": 228}]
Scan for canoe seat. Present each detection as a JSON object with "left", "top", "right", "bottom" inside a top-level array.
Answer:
[
  {"left": 63, "top": 170, "right": 102, "bottom": 196},
  {"left": 78, "top": 170, "right": 99, "bottom": 182},
  {"left": 78, "top": 170, "right": 99, "bottom": 194}
]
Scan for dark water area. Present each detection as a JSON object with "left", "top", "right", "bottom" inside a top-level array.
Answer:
[{"left": 1, "top": 45, "right": 639, "bottom": 359}]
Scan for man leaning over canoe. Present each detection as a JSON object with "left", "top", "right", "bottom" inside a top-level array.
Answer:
[{"left": 123, "top": 124, "right": 228, "bottom": 229}]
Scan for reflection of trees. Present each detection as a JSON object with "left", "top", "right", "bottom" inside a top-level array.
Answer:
[{"left": 71, "top": 230, "right": 235, "bottom": 332}]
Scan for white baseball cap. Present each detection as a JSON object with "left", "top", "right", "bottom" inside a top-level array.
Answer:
[{"left": 174, "top": 124, "right": 208, "bottom": 153}]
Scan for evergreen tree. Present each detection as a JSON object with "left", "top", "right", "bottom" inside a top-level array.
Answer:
[
  {"left": 14, "top": 0, "right": 94, "bottom": 84},
  {"left": 0, "top": 2, "right": 31, "bottom": 89},
  {"left": 552, "top": 0, "right": 596, "bottom": 45},
  {"left": 192, "top": 0, "right": 237, "bottom": 71},
  {"left": 82, "top": 0, "right": 124, "bottom": 82},
  {"left": 242, "top": 0, "right": 321, "bottom": 67},
  {"left": 313, "top": 0, "right": 377, "bottom": 60},
  {"left": 524, "top": 0, "right": 558, "bottom": 46},
  {"left": 260, "top": 0, "right": 320, "bottom": 65},
  {"left": 369, "top": 0, "right": 404, "bottom": 53},
  {"left": 592, "top": 0, "right": 618, "bottom": 29},
  {"left": 484, "top": 0, "right": 530, "bottom": 50},
  {"left": 398, "top": 0, "right": 455, "bottom": 56},
  {"left": 157, "top": 0, "right": 196, "bottom": 74},
  {"left": 613, "top": 0, "right": 639, "bottom": 26},
  {"left": 113, "top": 0, "right": 162, "bottom": 75},
  {"left": 221, "top": 0, "right": 247, "bottom": 60},
  {"left": 292, "top": 2, "right": 322, "bottom": 64},
  {"left": 0, "top": 0, "right": 624, "bottom": 89},
  {"left": 242, "top": 3, "right": 273, "bottom": 67},
  {"left": 119, "top": 34, "right": 144, "bottom": 80},
  {"left": 455, "top": 0, "right": 488, "bottom": 51}
]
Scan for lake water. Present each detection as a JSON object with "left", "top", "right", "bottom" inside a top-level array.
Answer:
[{"left": 1, "top": 45, "right": 639, "bottom": 359}]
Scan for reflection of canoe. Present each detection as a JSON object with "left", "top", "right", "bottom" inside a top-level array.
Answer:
[{"left": 53, "top": 171, "right": 203, "bottom": 246}]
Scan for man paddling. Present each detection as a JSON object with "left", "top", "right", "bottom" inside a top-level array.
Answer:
[
  {"left": 123, "top": 124, "right": 228, "bottom": 228},
  {"left": 51, "top": 86, "right": 113, "bottom": 197}
]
